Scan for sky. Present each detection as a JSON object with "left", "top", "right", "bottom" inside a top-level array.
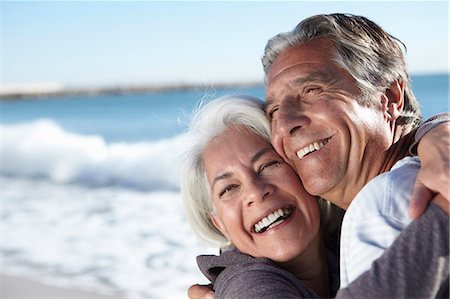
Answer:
[{"left": 2, "top": 1, "right": 449, "bottom": 91}]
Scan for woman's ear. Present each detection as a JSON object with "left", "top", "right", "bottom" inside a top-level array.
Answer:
[
  {"left": 383, "top": 80, "right": 405, "bottom": 122},
  {"left": 210, "top": 211, "right": 230, "bottom": 240}
]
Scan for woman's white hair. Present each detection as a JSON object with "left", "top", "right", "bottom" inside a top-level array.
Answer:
[{"left": 181, "top": 95, "right": 271, "bottom": 247}]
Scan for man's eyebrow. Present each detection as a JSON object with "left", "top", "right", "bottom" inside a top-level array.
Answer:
[
  {"left": 265, "top": 72, "right": 332, "bottom": 110},
  {"left": 292, "top": 72, "right": 332, "bottom": 86}
]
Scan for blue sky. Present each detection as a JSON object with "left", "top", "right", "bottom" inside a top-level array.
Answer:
[{"left": 2, "top": 1, "right": 449, "bottom": 89}]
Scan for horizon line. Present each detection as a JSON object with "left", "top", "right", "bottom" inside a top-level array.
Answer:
[
  {"left": 2, "top": 72, "right": 449, "bottom": 100},
  {"left": 0, "top": 80, "right": 266, "bottom": 100}
]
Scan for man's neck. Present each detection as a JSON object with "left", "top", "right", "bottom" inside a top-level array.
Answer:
[
  {"left": 325, "top": 125, "right": 415, "bottom": 210},
  {"left": 379, "top": 129, "right": 415, "bottom": 173}
]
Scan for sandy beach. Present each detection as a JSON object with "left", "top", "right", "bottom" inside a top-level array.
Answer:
[{"left": 0, "top": 275, "right": 121, "bottom": 299}]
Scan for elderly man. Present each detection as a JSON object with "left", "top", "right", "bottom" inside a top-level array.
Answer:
[
  {"left": 189, "top": 13, "right": 449, "bottom": 298},
  {"left": 263, "top": 13, "right": 448, "bottom": 293},
  {"left": 263, "top": 13, "right": 448, "bottom": 211}
]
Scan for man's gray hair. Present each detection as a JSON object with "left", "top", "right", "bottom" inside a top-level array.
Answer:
[
  {"left": 262, "top": 13, "right": 421, "bottom": 127},
  {"left": 181, "top": 96, "right": 271, "bottom": 247}
]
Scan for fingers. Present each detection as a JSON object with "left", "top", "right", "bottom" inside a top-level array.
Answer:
[
  {"left": 409, "top": 178, "right": 434, "bottom": 219},
  {"left": 416, "top": 122, "right": 450, "bottom": 201},
  {"left": 420, "top": 165, "right": 449, "bottom": 200},
  {"left": 432, "top": 171, "right": 450, "bottom": 201},
  {"left": 188, "top": 284, "right": 215, "bottom": 299},
  {"left": 431, "top": 193, "right": 450, "bottom": 215}
]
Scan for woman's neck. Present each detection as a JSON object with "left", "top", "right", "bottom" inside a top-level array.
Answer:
[{"left": 280, "top": 234, "right": 330, "bottom": 298}]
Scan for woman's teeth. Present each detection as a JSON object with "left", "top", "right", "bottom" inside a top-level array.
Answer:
[{"left": 254, "top": 207, "right": 293, "bottom": 233}]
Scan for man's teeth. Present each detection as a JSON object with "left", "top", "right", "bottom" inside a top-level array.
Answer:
[
  {"left": 254, "top": 208, "right": 293, "bottom": 233},
  {"left": 296, "top": 139, "right": 329, "bottom": 159}
]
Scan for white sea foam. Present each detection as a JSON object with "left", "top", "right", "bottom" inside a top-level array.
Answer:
[
  {"left": 1, "top": 120, "right": 187, "bottom": 190},
  {"left": 1, "top": 176, "right": 214, "bottom": 298},
  {"left": 1, "top": 119, "right": 218, "bottom": 297}
]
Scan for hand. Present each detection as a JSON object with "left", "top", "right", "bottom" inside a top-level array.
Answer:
[
  {"left": 410, "top": 122, "right": 450, "bottom": 219},
  {"left": 188, "top": 283, "right": 215, "bottom": 299},
  {"left": 431, "top": 193, "right": 450, "bottom": 215}
]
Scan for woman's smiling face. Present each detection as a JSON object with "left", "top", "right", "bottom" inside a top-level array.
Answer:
[{"left": 203, "top": 125, "right": 321, "bottom": 262}]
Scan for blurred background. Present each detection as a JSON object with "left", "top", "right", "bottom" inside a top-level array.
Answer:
[{"left": 1, "top": 1, "right": 449, "bottom": 298}]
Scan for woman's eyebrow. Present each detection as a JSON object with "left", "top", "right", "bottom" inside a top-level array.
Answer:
[
  {"left": 211, "top": 147, "right": 274, "bottom": 189},
  {"left": 251, "top": 147, "right": 273, "bottom": 164},
  {"left": 211, "top": 172, "right": 232, "bottom": 190}
]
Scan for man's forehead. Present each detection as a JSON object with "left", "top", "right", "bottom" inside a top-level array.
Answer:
[{"left": 267, "top": 38, "right": 335, "bottom": 82}]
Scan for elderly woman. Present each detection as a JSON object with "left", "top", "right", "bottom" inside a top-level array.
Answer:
[
  {"left": 182, "top": 96, "right": 338, "bottom": 297},
  {"left": 181, "top": 96, "right": 448, "bottom": 298}
]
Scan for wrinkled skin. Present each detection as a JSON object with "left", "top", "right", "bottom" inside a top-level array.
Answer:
[{"left": 265, "top": 38, "right": 408, "bottom": 209}]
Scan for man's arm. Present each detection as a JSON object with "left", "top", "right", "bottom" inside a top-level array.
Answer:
[
  {"left": 410, "top": 113, "right": 450, "bottom": 218},
  {"left": 337, "top": 199, "right": 449, "bottom": 298}
]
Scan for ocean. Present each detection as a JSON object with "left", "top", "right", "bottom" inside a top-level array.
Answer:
[{"left": 1, "top": 75, "right": 448, "bottom": 298}]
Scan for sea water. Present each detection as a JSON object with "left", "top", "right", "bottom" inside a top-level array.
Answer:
[{"left": 0, "top": 75, "right": 448, "bottom": 298}]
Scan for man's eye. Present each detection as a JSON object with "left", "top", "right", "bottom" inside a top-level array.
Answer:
[
  {"left": 219, "top": 184, "right": 239, "bottom": 198},
  {"left": 268, "top": 107, "right": 279, "bottom": 121},
  {"left": 305, "top": 86, "right": 321, "bottom": 94},
  {"left": 259, "top": 160, "right": 281, "bottom": 174}
]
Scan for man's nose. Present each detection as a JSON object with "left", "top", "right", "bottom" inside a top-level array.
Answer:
[
  {"left": 275, "top": 100, "right": 310, "bottom": 138},
  {"left": 244, "top": 177, "right": 275, "bottom": 207}
]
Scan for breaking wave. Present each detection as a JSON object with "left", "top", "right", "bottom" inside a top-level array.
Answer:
[{"left": 1, "top": 119, "right": 188, "bottom": 190}]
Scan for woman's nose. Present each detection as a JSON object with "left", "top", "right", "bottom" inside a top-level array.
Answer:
[{"left": 244, "top": 178, "right": 274, "bottom": 207}]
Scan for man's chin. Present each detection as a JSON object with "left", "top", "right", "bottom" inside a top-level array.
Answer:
[{"left": 300, "top": 174, "right": 332, "bottom": 197}]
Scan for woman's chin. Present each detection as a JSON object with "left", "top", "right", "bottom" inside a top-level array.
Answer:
[{"left": 265, "top": 246, "right": 304, "bottom": 263}]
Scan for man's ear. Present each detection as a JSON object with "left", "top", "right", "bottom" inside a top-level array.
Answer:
[
  {"left": 210, "top": 211, "right": 230, "bottom": 240},
  {"left": 382, "top": 80, "right": 405, "bottom": 122}
]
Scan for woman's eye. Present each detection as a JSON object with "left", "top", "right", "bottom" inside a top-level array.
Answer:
[
  {"left": 259, "top": 160, "right": 281, "bottom": 174},
  {"left": 219, "top": 184, "right": 239, "bottom": 198}
]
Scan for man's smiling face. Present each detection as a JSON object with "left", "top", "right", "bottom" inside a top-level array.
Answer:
[{"left": 265, "top": 38, "right": 391, "bottom": 208}]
